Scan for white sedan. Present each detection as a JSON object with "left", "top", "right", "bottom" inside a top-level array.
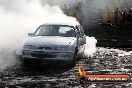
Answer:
[{"left": 17, "top": 23, "right": 86, "bottom": 65}]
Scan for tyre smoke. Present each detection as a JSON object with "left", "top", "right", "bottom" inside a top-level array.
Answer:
[
  {"left": 83, "top": 37, "right": 97, "bottom": 57},
  {"left": 0, "top": 0, "right": 97, "bottom": 70}
]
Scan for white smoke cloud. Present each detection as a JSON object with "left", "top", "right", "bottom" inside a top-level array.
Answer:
[
  {"left": 41, "top": 0, "right": 79, "bottom": 8},
  {"left": 0, "top": 0, "right": 97, "bottom": 70},
  {"left": 83, "top": 37, "right": 97, "bottom": 57},
  {"left": 0, "top": 0, "right": 79, "bottom": 48}
]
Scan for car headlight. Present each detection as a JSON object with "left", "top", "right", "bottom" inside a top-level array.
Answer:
[{"left": 23, "top": 45, "right": 35, "bottom": 49}]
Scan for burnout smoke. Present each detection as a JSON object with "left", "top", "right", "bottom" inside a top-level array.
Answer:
[
  {"left": 84, "top": 37, "right": 97, "bottom": 57},
  {"left": 0, "top": 0, "right": 97, "bottom": 70}
]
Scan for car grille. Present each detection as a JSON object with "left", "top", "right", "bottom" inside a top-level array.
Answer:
[
  {"left": 45, "top": 47, "right": 52, "bottom": 50},
  {"left": 36, "top": 47, "right": 53, "bottom": 50},
  {"left": 30, "top": 51, "right": 57, "bottom": 58}
]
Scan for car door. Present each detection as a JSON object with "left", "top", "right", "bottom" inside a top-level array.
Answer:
[
  {"left": 76, "top": 25, "right": 86, "bottom": 53},
  {"left": 76, "top": 25, "right": 86, "bottom": 45}
]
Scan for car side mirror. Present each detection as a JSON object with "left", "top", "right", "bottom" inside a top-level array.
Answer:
[{"left": 28, "top": 33, "right": 34, "bottom": 36}]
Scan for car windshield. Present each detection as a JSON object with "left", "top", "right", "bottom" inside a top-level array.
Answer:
[{"left": 34, "top": 25, "right": 76, "bottom": 37}]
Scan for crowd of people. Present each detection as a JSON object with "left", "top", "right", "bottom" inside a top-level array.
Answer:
[{"left": 113, "top": 8, "right": 132, "bottom": 31}]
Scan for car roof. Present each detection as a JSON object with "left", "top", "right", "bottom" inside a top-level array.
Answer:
[{"left": 41, "top": 22, "right": 80, "bottom": 27}]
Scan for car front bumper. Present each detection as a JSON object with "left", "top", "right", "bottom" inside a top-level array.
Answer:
[{"left": 21, "top": 49, "right": 75, "bottom": 61}]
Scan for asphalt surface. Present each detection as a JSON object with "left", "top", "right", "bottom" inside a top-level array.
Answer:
[{"left": 0, "top": 47, "right": 132, "bottom": 88}]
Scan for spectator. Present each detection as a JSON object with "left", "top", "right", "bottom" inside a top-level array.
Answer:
[
  {"left": 113, "top": 8, "right": 121, "bottom": 31},
  {"left": 127, "top": 8, "right": 132, "bottom": 24},
  {"left": 120, "top": 10, "right": 128, "bottom": 31}
]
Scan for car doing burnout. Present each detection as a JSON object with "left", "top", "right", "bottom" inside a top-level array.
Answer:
[{"left": 18, "top": 23, "right": 86, "bottom": 65}]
